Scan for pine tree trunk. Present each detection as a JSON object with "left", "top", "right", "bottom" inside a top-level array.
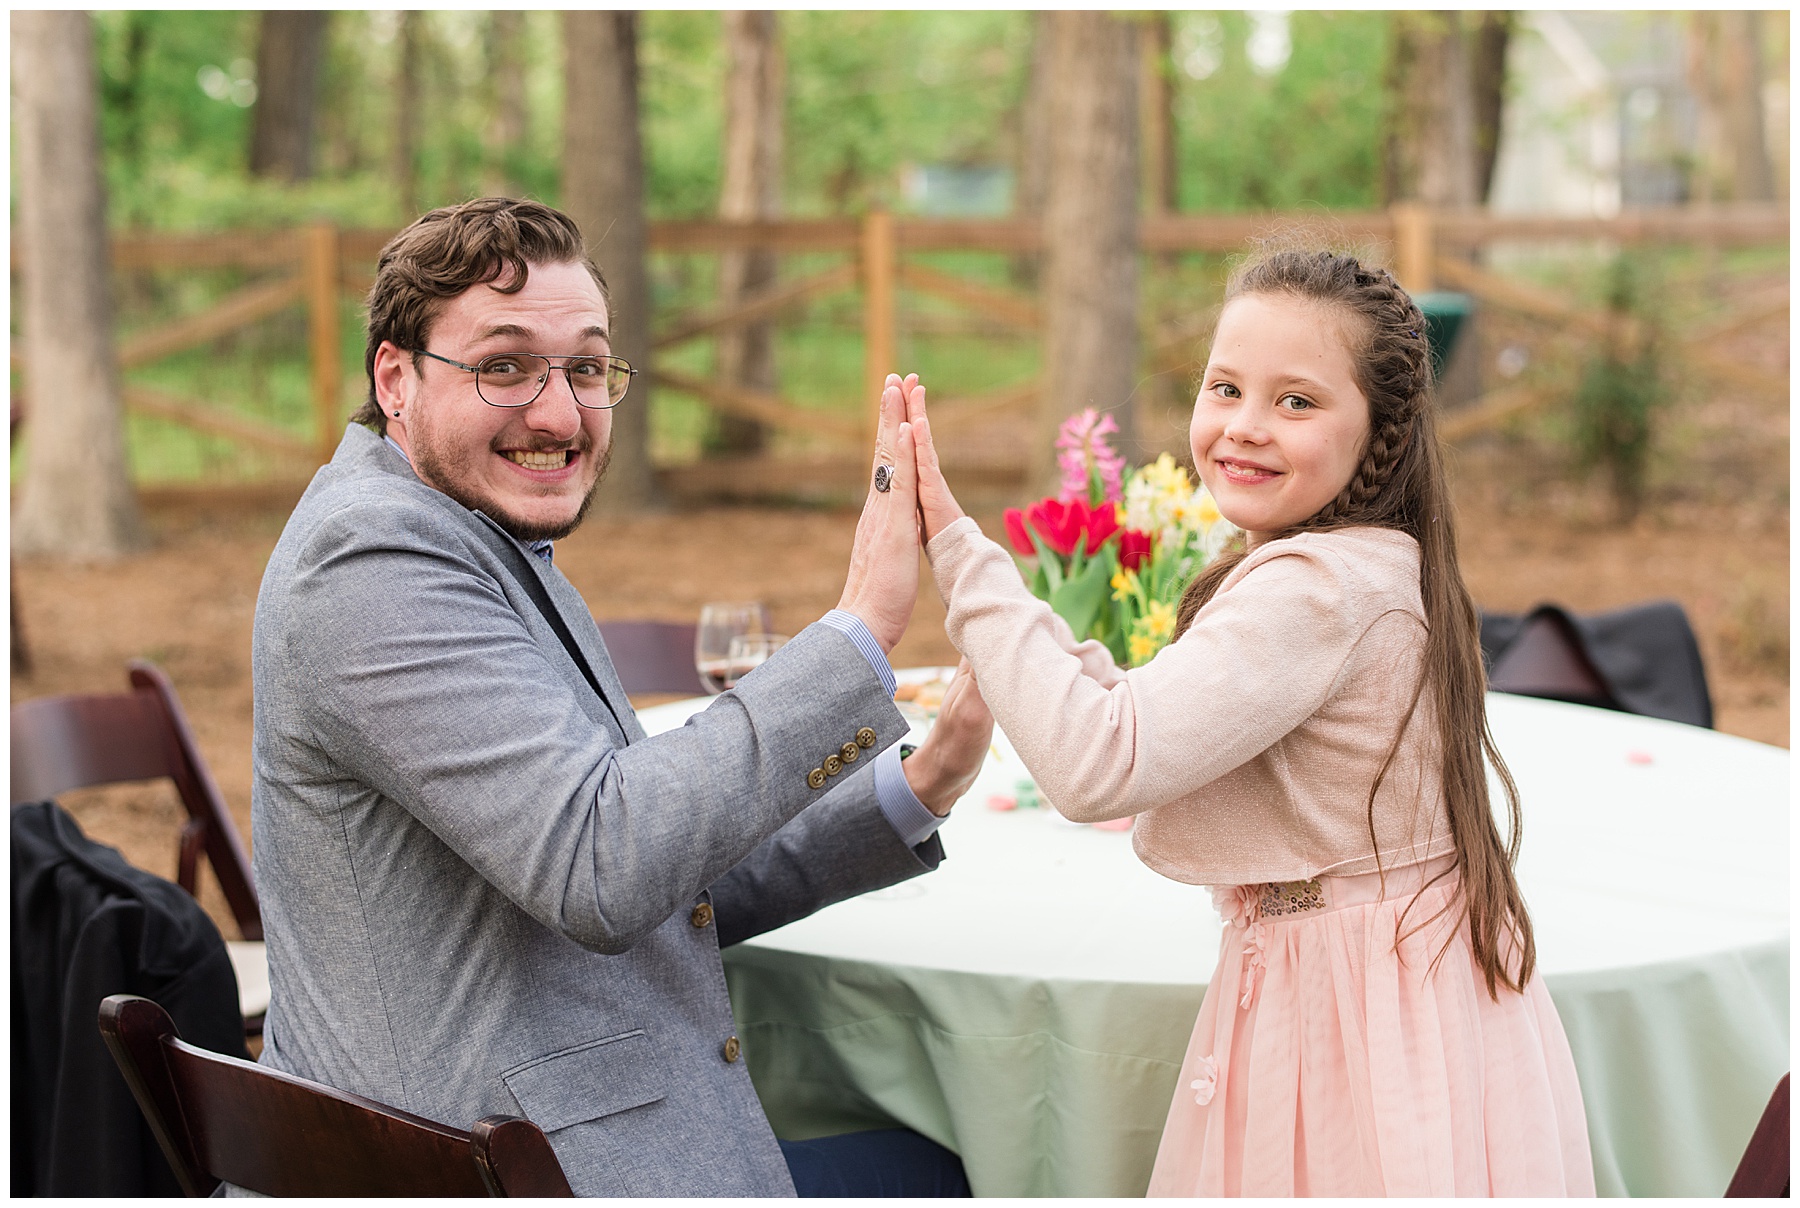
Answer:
[
  {"left": 1011, "top": 11, "right": 1055, "bottom": 287},
  {"left": 562, "top": 11, "right": 657, "bottom": 510},
  {"left": 484, "top": 11, "right": 527, "bottom": 196},
  {"left": 1385, "top": 12, "right": 1481, "bottom": 207},
  {"left": 1720, "top": 11, "right": 1775, "bottom": 202},
  {"left": 394, "top": 11, "right": 421, "bottom": 217},
  {"left": 248, "top": 10, "right": 329, "bottom": 181},
  {"left": 712, "top": 10, "right": 784, "bottom": 455},
  {"left": 1141, "top": 12, "right": 1178, "bottom": 216},
  {"left": 1039, "top": 11, "right": 1140, "bottom": 492},
  {"left": 12, "top": 10, "right": 143, "bottom": 559},
  {"left": 1469, "top": 12, "right": 1512, "bottom": 205}
]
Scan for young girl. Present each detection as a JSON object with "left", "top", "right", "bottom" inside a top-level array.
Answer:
[{"left": 900, "top": 250, "right": 1594, "bottom": 1196}]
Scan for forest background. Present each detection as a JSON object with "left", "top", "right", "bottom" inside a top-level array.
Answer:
[{"left": 8, "top": 12, "right": 1790, "bottom": 917}]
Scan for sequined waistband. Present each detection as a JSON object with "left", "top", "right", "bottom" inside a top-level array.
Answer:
[{"left": 1245, "top": 855, "right": 1459, "bottom": 921}]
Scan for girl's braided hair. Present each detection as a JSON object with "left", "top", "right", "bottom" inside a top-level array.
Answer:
[{"left": 1176, "top": 247, "right": 1535, "bottom": 999}]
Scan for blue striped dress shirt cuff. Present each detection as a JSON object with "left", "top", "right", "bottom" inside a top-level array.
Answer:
[
  {"left": 872, "top": 741, "right": 946, "bottom": 848},
  {"left": 818, "top": 609, "right": 898, "bottom": 699}
]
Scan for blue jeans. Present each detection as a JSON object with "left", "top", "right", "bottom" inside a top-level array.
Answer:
[{"left": 779, "top": 1128, "right": 971, "bottom": 1197}]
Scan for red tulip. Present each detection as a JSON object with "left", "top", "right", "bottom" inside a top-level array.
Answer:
[
  {"left": 1002, "top": 507, "right": 1037, "bottom": 556},
  {"left": 1079, "top": 502, "right": 1120, "bottom": 554},
  {"left": 1118, "top": 528, "right": 1153, "bottom": 571},
  {"left": 1007, "top": 497, "right": 1127, "bottom": 560}
]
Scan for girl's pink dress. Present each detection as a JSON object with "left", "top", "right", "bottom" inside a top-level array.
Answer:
[{"left": 1147, "top": 856, "right": 1594, "bottom": 1197}]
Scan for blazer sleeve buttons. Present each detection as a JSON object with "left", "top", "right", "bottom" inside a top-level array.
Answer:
[
  {"left": 822, "top": 754, "right": 843, "bottom": 777},
  {"left": 807, "top": 767, "right": 827, "bottom": 790},
  {"left": 856, "top": 727, "right": 877, "bottom": 748},
  {"left": 840, "top": 741, "right": 860, "bottom": 764},
  {"left": 690, "top": 902, "right": 714, "bottom": 928},
  {"left": 723, "top": 1036, "right": 741, "bottom": 1063}
]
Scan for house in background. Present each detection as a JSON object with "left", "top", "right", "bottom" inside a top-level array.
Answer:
[{"left": 1490, "top": 11, "right": 1787, "bottom": 217}]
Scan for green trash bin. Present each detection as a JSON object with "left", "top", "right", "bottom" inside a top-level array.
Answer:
[{"left": 1416, "top": 291, "right": 1474, "bottom": 379}]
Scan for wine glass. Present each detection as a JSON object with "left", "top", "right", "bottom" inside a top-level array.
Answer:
[
  {"left": 696, "top": 602, "right": 771, "bottom": 694},
  {"left": 722, "top": 633, "right": 790, "bottom": 690}
]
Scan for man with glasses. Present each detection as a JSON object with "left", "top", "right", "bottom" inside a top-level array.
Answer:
[{"left": 248, "top": 197, "right": 988, "bottom": 1196}]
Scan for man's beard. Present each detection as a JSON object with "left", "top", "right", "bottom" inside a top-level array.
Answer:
[{"left": 412, "top": 433, "right": 611, "bottom": 544}]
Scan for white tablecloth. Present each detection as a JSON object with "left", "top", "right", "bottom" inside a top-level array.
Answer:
[{"left": 639, "top": 683, "right": 1789, "bottom": 1196}]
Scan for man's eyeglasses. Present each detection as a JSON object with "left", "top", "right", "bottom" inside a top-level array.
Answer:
[{"left": 411, "top": 349, "right": 636, "bottom": 409}]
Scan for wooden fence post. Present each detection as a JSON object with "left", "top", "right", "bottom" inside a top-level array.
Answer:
[
  {"left": 1390, "top": 203, "right": 1435, "bottom": 294},
  {"left": 304, "top": 222, "right": 343, "bottom": 462},
  {"left": 860, "top": 208, "right": 896, "bottom": 444}
]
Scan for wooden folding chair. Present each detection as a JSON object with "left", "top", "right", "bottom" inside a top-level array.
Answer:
[
  {"left": 12, "top": 660, "right": 267, "bottom": 1029},
  {"left": 1725, "top": 1073, "right": 1789, "bottom": 1197},
  {"left": 596, "top": 619, "right": 703, "bottom": 696},
  {"left": 98, "top": 995, "right": 573, "bottom": 1197}
]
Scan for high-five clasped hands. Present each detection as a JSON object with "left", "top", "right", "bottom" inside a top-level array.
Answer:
[{"left": 837, "top": 372, "right": 990, "bottom": 816}]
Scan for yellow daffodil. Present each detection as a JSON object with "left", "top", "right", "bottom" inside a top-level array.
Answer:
[
  {"left": 1142, "top": 600, "right": 1176, "bottom": 640},
  {"left": 1128, "top": 633, "right": 1159, "bottom": 665},
  {"left": 1110, "top": 568, "right": 1140, "bottom": 603}
]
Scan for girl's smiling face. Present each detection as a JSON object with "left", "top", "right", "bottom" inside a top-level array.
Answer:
[{"left": 1190, "top": 292, "right": 1372, "bottom": 545}]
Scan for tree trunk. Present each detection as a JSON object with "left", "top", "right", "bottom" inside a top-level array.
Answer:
[
  {"left": 484, "top": 10, "right": 527, "bottom": 196},
  {"left": 562, "top": 11, "right": 657, "bottom": 510},
  {"left": 248, "top": 10, "right": 329, "bottom": 181},
  {"left": 1383, "top": 11, "right": 1481, "bottom": 207},
  {"left": 1039, "top": 11, "right": 1140, "bottom": 492},
  {"left": 394, "top": 11, "right": 421, "bottom": 217},
  {"left": 12, "top": 10, "right": 143, "bottom": 559},
  {"left": 1720, "top": 11, "right": 1775, "bottom": 202},
  {"left": 711, "top": 10, "right": 784, "bottom": 455},
  {"left": 1469, "top": 12, "right": 1512, "bottom": 205},
  {"left": 1011, "top": 11, "right": 1055, "bottom": 287},
  {"left": 1140, "top": 11, "right": 1178, "bottom": 216}
]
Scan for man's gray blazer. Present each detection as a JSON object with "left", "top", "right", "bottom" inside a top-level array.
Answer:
[{"left": 249, "top": 425, "right": 936, "bottom": 1196}]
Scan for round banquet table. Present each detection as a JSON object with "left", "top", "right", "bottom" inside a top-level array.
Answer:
[{"left": 637, "top": 679, "right": 1788, "bottom": 1198}]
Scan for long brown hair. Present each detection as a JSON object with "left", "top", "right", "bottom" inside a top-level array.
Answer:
[{"left": 1175, "top": 248, "right": 1533, "bottom": 998}]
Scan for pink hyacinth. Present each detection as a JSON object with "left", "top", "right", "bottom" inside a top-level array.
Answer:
[{"left": 1055, "top": 408, "right": 1126, "bottom": 505}]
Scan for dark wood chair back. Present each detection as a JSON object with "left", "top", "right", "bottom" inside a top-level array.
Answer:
[
  {"left": 98, "top": 995, "right": 574, "bottom": 1197},
  {"left": 1726, "top": 1073, "right": 1789, "bottom": 1197},
  {"left": 1486, "top": 610, "right": 1620, "bottom": 711},
  {"left": 11, "top": 659, "right": 261, "bottom": 941},
  {"left": 596, "top": 619, "right": 703, "bottom": 696}
]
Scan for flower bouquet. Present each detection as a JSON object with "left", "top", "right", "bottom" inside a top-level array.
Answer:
[{"left": 1004, "top": 410, "right": 1237, "bottom": 668}]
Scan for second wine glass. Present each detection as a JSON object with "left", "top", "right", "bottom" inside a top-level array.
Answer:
[{"left": 695, "top": 601, "right": 771, "bottom": 694}]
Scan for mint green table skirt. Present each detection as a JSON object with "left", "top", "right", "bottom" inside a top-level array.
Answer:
[{"left": 724, "top": 938, "right": 1788, "bottom": 1197}]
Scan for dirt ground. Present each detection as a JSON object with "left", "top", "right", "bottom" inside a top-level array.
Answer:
[{"left": 11, "top": 440, "right": 1789, "bottom": 940}]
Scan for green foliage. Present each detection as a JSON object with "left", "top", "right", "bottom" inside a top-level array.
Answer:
[
  {"left": 783, "top": 11, "right": 1029, "bottom": 215},
  {"left": 1172, "top": 11, "right": 1389, "bottom": 211},
  {"left": 1568, "top": 255, "right": 1668, "bottom": 521},
  {"left": 55, "top": 10, "right": 1402, "bottom": 485}
]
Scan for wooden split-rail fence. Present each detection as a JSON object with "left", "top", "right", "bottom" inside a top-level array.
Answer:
[{"left": 9, "top": 203, "right": 1787, "bottom": 495}]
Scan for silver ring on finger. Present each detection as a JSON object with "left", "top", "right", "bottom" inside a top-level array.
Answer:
[{"left": 874, "top": 463, "right": 895, "bottom": 493}]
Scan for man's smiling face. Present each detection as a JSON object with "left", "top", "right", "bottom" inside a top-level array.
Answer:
[{"left": 374, "top": 259, "right": 614, "bottom": 542}]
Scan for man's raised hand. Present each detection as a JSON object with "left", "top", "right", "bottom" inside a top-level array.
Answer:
[{"left": 835, "top": 374, "right": 922, "bottom": 654}]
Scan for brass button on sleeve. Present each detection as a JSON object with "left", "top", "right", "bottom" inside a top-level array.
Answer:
[
  {"left": 806, "top": 768, "right": 827, "bottom": 790},
  {"left": 855, "top": 727, "right": 877, "bottom": 748},
  {"left": 690, "top": 902, "right": 714, "bottom": 928},
  {"left": 840, "top": 742, "right": 860, "bottom": 764},
  {"left": 823, "top": 754, "right": 843, "bottom": 777},
  {"left": 723, "top": 1036, "right": 741, "bottom": 1063}
]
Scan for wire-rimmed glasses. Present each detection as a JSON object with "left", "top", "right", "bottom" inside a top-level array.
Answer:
[{"left": 412, "top": 348, "right": 636, "bottom": 409}]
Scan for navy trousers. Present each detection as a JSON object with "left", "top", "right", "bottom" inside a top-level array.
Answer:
[{"left": 779, "top": 1129, "right": 971, "bottom": 1197}]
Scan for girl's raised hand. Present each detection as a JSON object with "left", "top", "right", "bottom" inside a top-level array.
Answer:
[{"left": 898, "top": 376, "right": 967, "bottom": 542}]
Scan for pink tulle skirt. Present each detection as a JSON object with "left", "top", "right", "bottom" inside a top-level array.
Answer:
[{"left": 1147, "top": 857, "right": 1595, "bottom": 1197}]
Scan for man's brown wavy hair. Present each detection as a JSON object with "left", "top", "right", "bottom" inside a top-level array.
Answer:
[
  {"left": 1175, "top": 247, "right": 1534, "bottom": 999},
  {"left": 352, "top": 197, "right": 608, "bottom": 436}
]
